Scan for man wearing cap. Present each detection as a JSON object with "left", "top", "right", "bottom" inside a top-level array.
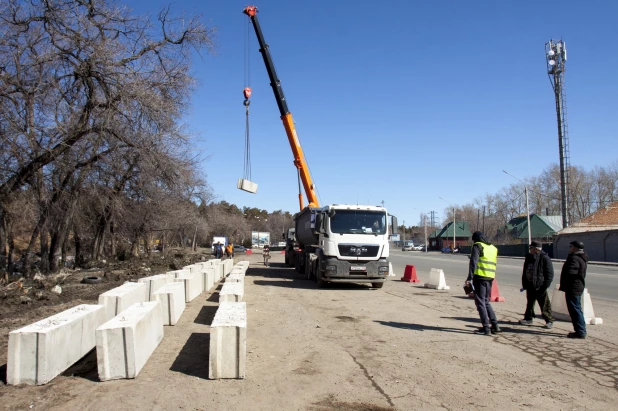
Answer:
[
  {"left": 559, "top": 240, "right": 589, "bottom": 339},
  {"left": 519, "top": 241, "right": 555, "bottom": 328},
  {"left": 466, "top": 231, "right": 500, "bottom": 336}
]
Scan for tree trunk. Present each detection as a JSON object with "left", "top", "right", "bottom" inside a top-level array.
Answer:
[
  {"left": 0, "top": 207, "right": 7, "bottom": 273},
  {"left": 192, "top": 226, "right": 197, "bottom": 252},
  {"left": 110, "top": 221, "right": 116, "bottom": 260},
  {"left": 40, "top": 225, "right": 50, "bottom": 274},
  {"left": 74, "top": 228, "right": 83, "bottom": 268},
  {"left": 23, "top": 217, "right": 44, "bottom": 278}
]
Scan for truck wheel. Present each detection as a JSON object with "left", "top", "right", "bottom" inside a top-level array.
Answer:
[
  {"left": 371, "top": 282, "right": 384, "bottom": 289},
  {"left": 315, "top": 257, "right": 326, "bottom": 288},
  {"left": 304, "top": 255, "right": 311, "bottom": 280},
  {"left": 284, "top": 253, "right": 289, "bottom": 266}
]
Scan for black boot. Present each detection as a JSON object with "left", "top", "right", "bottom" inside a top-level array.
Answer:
[
  {"left": 491, "top": 323, "right": 501, "bottom": 334},
  {"left": 474, "top": 326, "right": 492, "bottom": 336}
]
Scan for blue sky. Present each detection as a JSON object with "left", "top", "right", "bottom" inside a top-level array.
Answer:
[{"left": 129, "top": 0, "right": 617, "bottom": 226}]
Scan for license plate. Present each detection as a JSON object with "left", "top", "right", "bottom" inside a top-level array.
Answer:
[{"left": 350, "top": 266, "right": 366, "bottom": 271}]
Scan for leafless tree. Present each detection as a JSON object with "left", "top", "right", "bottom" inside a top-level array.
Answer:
[{"left": 0, "top": 0, "right": 216, "bottom": 273}]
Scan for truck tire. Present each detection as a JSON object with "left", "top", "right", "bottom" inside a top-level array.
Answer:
[
  {"left": 371, "top": 282, "right": 384, "bottom": 289},
  {"left": 315, "top": 257, "right": 326, "bottom": 288},
  {"left": 304, "top": 254, "right": 312, "bottom": 280},
  {"left": 284, "top": 252, "right": 289, "bottom": 266}
]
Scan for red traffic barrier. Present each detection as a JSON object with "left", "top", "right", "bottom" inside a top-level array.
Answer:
[
  {"left": 281, "top": 250, "right": 285, "bottom": 254},
  {"left": 401, "top": 265, "right": 420, "bottom": 283},
  {"left": 245, "top": 249, "right": 253, "bottom": 255}
]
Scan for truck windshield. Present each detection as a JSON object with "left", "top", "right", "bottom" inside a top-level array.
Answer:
[{"left": 329, "top": 210, "right": 387, "bottom": 235}]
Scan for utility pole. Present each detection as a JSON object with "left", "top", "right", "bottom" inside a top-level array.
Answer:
[{"left": 546, "top": 39, "right": 570, "bottom": 228}]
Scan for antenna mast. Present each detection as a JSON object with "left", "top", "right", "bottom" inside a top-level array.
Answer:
[{"left": 546, "top": 39, "right": 570, "bottom": 228}]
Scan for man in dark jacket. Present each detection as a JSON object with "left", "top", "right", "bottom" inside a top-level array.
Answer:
[
  {"left": 466, "top": 231, "right": 500, "bottom": 336},
  {"left": 559, "top": 240, "right": 589, "bottom": 339},
  {"left": 519, "top": 241, "right": 555, "bottom": 328}
]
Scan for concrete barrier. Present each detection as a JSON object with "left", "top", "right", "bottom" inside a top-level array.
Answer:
[
  {"left": 550, "top": 286, "right": 603, "bottom": 325},
  {"left": 8, "top": 304, "right": 107, "bottom": 385},
  {"left": 236, "top": 261, "right": 249, "bottom": 269},
  {"left": 168, "top": 269, "right": 191, "bottom": 278},
  {"left": 175, "top": 273, "right": 202, "bottom": 303},
  {"left": 153, "top": 282, "right": 186, "bottom": 325},
  {"left": 226, "top": 272, "right": 245, "bottom": 283},
  {"left": 219, "top": 281, "right": 244, "bottom": 303},
  {"left": 202, "top": 266, "right": 217, "bottom": 292},
  {"left": 209, "top": 302, "right": 246, "bottom": 379},
  {"left": 96, "top": 301, "right": 164, "bottom": 381},
  {"left": 98, "top": 282, "right": 149, "bottom": 321},
  {"left": 423, "top": 268, "right": 451, "bottom": 290},
  {"left": 138, "top": 274, "right": 168, "bottom": 301}
]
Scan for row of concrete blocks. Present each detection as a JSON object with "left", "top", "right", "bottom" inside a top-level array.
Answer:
[
  {"left": 7, "top": 258, "right": 244, "bottom": 385},
  {"left": 209, "top": 262, "right": 249, "bottom": 380}
]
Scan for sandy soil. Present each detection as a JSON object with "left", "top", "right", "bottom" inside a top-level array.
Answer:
[{"left": 1, "top": 250, "right": 617, "bottom": 410}]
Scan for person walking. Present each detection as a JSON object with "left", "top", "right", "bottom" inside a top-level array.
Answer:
[
  {"left": 559, "top": 240, "right": 589, "bottom": 339},
  {"left": 466, "top": 231, "right": 500, "bottom": 336},
  {"left": 519, "top": 241, "right": 555, "bottom": 328},
  {"left": 214, "top": 242, "right": 223, "bottom": 259},
  {"left": 225, "top": 243, "right": 234, "bottom": 258}
]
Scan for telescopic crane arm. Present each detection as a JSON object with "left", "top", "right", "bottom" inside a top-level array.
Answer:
[{"left": 243, "top": 5, "right": 319, "bottom": 210}]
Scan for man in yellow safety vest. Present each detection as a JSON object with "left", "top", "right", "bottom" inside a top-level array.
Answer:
[{"left": 465, "top": 231, "right": 500, "bottom": 336}]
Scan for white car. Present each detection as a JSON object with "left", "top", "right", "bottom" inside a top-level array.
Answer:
[
  {"left": 414, "top": 244, "right": 426, "bottom": 251},
  {"left": 402, "top": 241, "right": 415, "bottom": 251}
]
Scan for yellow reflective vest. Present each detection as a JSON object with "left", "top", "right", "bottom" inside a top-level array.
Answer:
[{"left": 474, "top": 242, "right": 498, "bottom": 278}]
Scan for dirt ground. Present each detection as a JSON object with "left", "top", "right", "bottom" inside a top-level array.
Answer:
[{"left": 1, "top": 250, "right": 617, "bottom": 410}]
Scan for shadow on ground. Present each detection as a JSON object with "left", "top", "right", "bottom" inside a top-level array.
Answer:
[
  {"left": 194, "top": 305, "right": 218, "bottom": 326},
  {"left": 61, "top": 349, "right": 99, "bottom": 382},
  {"left": 170, "top": 332, "right": 209, "bottom": 379}
]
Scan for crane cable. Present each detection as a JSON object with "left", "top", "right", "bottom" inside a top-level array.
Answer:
[{"left": 242, "top": 17, "right": 252, "bottom": 181}]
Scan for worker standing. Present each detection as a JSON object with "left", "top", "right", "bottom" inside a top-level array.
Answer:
[
  {"left": 466, "top": 231, "right": 500, "bottom": 336},
  {"left": 519, "top": 241, "right": 555, "bottom": 328}
]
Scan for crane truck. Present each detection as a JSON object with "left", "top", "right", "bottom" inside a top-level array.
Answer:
[{"left": 244, "top": 6, "right": 398, "bottom": 288}]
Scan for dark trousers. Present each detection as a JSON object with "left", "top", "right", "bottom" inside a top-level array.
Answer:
[
  {"left": 524, "top": 288, "right": 554, "bottom": 323},
  {"left": 565, "top": 293, "right": 587, "bottom": 336},
  {"left": 473, "top": 277, "right": 497, "bottom": 327}
]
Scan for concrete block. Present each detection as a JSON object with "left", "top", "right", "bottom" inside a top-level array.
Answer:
[
  {"left": 209, "top": 302, "right": 246, "bottom": 379},
  {"left": 224, "top": 259, "right": 233, "bottom": 276},
  {"left": 226, "top": 272, "right": 245, "bottom": 283},
  {"left": 203, "top": 266, "right": 217, "bottom": 292},
  {"left": 96, "top": 301, "right": 164, "bottom": 381},
  {"left": 168, "top": 269, "right": 191, "bottom": 278},
  {"left": 551, "top": 286, "right": 603, "bottom": 325},
  {"left": 153, "top": 282, "right": 186, "bottom": 325},
  {"left": 423, "top": 268, "right": 450, "bottom": 290},
  {"left": 138, "top": 274, "right": 168, "bottom": 301},
  {"left": 8, "top": 304, "right": 106, "bottom": 385},
  {"left": 174, "top": 273, "right": 202, "bottom": 303},
  {"left": 236, "top": 261, "right": 249, "bottom": 269},
  {"left": 232, "top": 264, "right": 248, "bottom": 274},
  {"left": 219, "top": 281, "right": 244, "bottom": 303},
  {"left": 98, "top": 282, "right": 149, "bottom": 321}
]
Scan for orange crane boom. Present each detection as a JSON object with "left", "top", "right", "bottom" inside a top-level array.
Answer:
[{"left": 243, "top": 5, "right": 319, "bottom": 210}]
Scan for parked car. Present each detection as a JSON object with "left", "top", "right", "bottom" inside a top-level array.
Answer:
[
  {"left": 233, "top": 245, "right": 247, "bottom": 254},
  {"left": 414, "top": 244, "right": 425, "bottom": 251},
  {"left": 402, "top": 241, "right": 415, "bottom": 251}
]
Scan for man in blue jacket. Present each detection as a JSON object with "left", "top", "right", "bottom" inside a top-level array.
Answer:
[{"left": 559, "top": 240, "right": 589, "bottom": 339}]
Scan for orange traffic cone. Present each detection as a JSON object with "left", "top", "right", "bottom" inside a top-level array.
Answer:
[
  {"left": 489, "top": 279, "right": 506, "bottom": 302},
  {"left": 401, "top": 265, "right": 420, "bottom": 283},
  {"left": 467, "top": 279, "right": 506, "bottom": 302}
]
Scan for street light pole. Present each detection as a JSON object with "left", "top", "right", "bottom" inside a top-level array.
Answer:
[
  {"left": 439, "top": 197, "right": 456, "bottom": 251},
  {"left": 503, "top": 170, "right": 532, "bottom": 245}
]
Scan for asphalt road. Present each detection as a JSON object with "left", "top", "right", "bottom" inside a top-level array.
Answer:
[{"left": 389, "top": 250, "right": 618, "bottom": 302}]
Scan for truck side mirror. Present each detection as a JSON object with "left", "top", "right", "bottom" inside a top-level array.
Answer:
[
  {"left": 313, "top": 214, "right": 322, "bottom": 234},
  {"left": 391, "top": 215, "right": 399, "bottom": 234}
]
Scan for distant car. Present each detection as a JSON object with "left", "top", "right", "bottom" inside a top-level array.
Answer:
[
  {"left": 233, "top": 245, "right": 247, "bottom": 254},
  {"left": 402, "top": 241, "right": 415, "bottom": 251},
  {"left": 414, "top": 244, "right": 425, "bottom": 251}
]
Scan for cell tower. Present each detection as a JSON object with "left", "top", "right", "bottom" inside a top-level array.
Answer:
[{"left": 545, "top": 39, "right": 570, "bottom": 228}]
